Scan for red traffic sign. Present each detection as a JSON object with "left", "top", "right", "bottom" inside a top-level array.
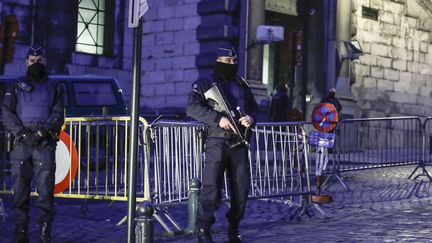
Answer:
[
  {"left": 54, "top": 131, "right": 78, "bottom": 194},
  {"left": 311, "top": 102, "right": 339, "bottom": 132}
]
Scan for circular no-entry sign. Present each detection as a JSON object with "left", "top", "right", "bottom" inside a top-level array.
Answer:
[
  {"left": 311, "top": 102, "right": 339, "bottom": 132},
  {"left": 54, "top": 131, "right": 78, "bottom": 194}
]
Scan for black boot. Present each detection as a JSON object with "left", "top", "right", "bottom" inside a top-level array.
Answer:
[
  {"left": 38, "top": 222, "right": 51, "bottom": 243},
  {"left": 13, "top": 224, "right": 29, "bottom": 243},
  {"left": 228, "top": 222, "right": 242, "bottom": 243},
  {"left": 197, "top": 228, "right": 214, "bottom": 243}
]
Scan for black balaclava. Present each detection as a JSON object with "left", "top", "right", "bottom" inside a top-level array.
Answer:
[
  {"left": 27, "top": 62, "right": 48, "bottom": 83},
  {"left": 214, "top": 62, "right": 237, "bottom": 80}
]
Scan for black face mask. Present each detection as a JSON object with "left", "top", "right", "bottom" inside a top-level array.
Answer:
[
  {"left": 214, "top": 62, "right": 237, "bottom": 80},
  {"left": 27, "top": 62, "right": 48, "bottom": 83}
]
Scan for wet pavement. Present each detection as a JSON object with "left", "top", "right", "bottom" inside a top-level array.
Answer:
[{"left": 1, "top": 165, "right": 432, "bottom": 242}]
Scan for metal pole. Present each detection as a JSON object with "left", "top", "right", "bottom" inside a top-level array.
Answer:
[{"left": 127, "top": 18, "right": 143, "bottom": 243}]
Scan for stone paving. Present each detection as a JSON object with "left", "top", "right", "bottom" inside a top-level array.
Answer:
[{"left": 1, "top": 165, "right": 432, "bottom": 242}]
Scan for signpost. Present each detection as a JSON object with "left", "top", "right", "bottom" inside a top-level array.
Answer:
[
  {"left": 308, "top": 130, "right": 335, "bottom": 148},
  {"left": 127, "top": 0, "right": 148, "bottom": 242},
  {"left": 309, "top": 102, "right": 339, "bottom": 203},
  {"left": 128, "top": 0, "right": 149, "bottom": 28},
  {"left": 311, "top": 102, "right": 339, "bottom": 132}
]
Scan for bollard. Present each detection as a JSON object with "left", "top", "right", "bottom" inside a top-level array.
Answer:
[
  {"left": 185, "top": 178, "right": 201, "bottom": 234},
  {"left": 135, "top": 202, "right": 154, "bottom": 243}
]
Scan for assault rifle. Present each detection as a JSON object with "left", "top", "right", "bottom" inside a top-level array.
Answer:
[{"left": 204, "top": 84, "right": 248, "bottom": 147}]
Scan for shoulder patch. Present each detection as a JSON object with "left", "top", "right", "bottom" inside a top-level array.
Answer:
[{"left": 192, "top": 83, "right": 201, "bottom": 94}]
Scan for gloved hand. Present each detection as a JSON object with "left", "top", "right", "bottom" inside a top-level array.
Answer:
[
  {"left": 22, "top": 131, "right": 42, "bottom": 147},
  {"left": 36, "top": 128, "right": 47, "bottom": 139}
]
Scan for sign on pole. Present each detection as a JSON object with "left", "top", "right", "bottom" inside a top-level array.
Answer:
[
  {"left": 311, "top": 102, "right": 339, "bottom": 132},
  {"left": 128, "top": 0, "right": 149, "bottom": 28}
]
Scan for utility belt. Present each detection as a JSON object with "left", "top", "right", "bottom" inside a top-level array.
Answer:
[
  {"left": 205, "top": 128, "right": 248, "bottom": 147},
  {"left": 8, "top": 129, "right": 58, "bottom": 150},
  {"left": 206, "top": 127, "right": 235, "bottom": 140}
]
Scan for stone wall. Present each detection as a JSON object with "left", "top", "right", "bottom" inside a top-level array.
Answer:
[
  {"left": 351, "top": 0, "right": 432, "bottom": 118},
  {"left": 66, "top": 0, "right": 202, "bottom": 114}
]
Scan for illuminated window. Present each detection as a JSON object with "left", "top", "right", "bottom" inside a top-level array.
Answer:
[{"left": 75, "top": 0, "right": 113, "bottom": 55}]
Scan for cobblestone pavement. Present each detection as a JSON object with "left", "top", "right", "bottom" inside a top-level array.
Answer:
[{"left": 2, "top": 165, "right": 432, "bottom": 242}]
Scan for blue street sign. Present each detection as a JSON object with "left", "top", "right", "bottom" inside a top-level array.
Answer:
[{"left": 308, "top": 130, "right": 336, "bottom": 148}]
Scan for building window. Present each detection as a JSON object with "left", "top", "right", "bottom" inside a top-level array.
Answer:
[{"left": 75, "top": 0, "right": 114, "bottom": 55}]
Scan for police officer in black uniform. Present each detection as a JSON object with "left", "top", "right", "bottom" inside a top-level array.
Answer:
[
  {"left": 320, "top": 88, "right": 342, "bottom": 113},
  {"left": 270, "top": 83, "right": 290, "bottom": 122},
  {"left": 187, "top": 46, "right": 258, "bottom": 243},
  {"left": 2, "top": 45, "right": 65, "bottom": 243}
]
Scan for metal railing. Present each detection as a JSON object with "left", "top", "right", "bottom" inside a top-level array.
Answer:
[
  {"left": 423, "top": 117, "right": 432, "bottom": 165},
  {"left": 250, "top": 122, "right": 312, "bottom": 200},
  {"left": 149, "top": 121, "right": 204, "bottom": 205},
  {"left": 333, "top": 116, "right": 423, "bottom": 173},
  {"left": 148, "top": 121, "right": 312, "bottom": 204},
  {"left": 1, "top": 116, "right": 431, "bottom": 204},
  {"left": 0, "top": 116, "right": 151, "bottom": 202}
]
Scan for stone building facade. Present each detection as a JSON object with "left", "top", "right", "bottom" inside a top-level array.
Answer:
[
  {"left": 351, "top": 0, "right": 432, "bottom": 117},
  {"left": 0, "top": 0, "right": 431, "bottom": 119}
]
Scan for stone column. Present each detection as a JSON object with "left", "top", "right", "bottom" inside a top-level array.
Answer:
[
  {"left": 335, "top": 0, "right": 358, "bottom": 118},
  {"left": 336, "top": 0, "right": 351, "bottom": 84},
  {"left": 246, "top": 0, "right": 265, "bottom": 81},
  {"left": 323, "top": 0, "right": 337, "bottom": 92}
]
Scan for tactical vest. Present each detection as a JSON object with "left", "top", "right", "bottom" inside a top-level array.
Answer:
[
  {"left": 218, "top": 79, "right": 246, "bottom": 114},
  {"left": 15, "top": 79, "right": 56, "bottom": 128}
]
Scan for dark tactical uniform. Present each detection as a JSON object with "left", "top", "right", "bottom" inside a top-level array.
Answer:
[
  {"left": 187, "top": 74, "right": 258, "bottom": 231},
  {"left": 2, "top": 77, "right": 64, "bottom": 227},
  {"left": 270, "top": 87, "right": 290, "bottom": 122},
  {"left": 320, "top": 92, "right": 342, "bottom": 113}
]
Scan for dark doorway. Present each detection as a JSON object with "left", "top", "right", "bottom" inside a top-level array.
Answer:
[{"left": 264, "top": 10, "right": 301, "bottom": 115}]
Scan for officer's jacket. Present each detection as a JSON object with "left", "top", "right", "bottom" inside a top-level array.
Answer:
[
  {"left": 320, "top": 95, "right": 342, "bottom": 113},
  {"left": 186, "top": 74, "right": 258, "bottom": 139},
  {"left": 2, "top": 77, "right": 65, "bottom": 137}
]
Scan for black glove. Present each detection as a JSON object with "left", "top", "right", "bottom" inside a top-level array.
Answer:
[
  {"left": 37, "top": 128, "right": 48, "bottom": 139},
  {"left": 22, "top": 131, "right": 42, "bottom": 147},
  {"left": 48, "top": 130, "right": 60, "bottom": 141}
]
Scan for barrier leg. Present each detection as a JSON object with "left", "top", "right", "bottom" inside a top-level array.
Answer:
[
  {"left": 80, "top": 199, "right": 89, "bottom": 218},
  {"left": 408, "top": 163, "right": 432, "bottom": 181},
  {"left": 185, "top": 178, "right": 201, "bottom": 234},
  {"left": 135, "top": 202, "right": 154, "bottom": 243},
  {"left": 312, "top": 147, "right": 332, "bottom": 203}
]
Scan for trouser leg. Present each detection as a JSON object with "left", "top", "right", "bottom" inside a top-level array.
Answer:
[
  {"left": 197, "top": 138, "right": 227, "bottom": 230},
  {"left": 11, "top": 143, "right": 33, "bottom": 225},
  {"left": 226, "top": 145, "right": 250, "bottom": 225},
  {"left": 32, "top": 145, "right": 56, "bottom": 224}
]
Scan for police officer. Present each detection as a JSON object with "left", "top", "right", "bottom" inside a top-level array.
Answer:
[
  {"left": 2, "top": 45, "right": 65, "bottom": 243},
  {"left": 270, "top": 83, "right": 290, "bottom": 122},
  {"left": 187, "top": 46, "right": 258, "bottom": 243},
  {"left": 320, "top": 88, "right": 342, "bottom": 113}
]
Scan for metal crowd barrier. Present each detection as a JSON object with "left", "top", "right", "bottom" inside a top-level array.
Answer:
[
  {"left": 0, "top": 116, "right": 151, "bottom": 202},
  {"left": 149, "top": 121, "right": 204, "bottom": 205},
  {"left": 147, "top": 121, "right": 313, "bottom": 205},
  {"left": 1, "top": 115, "right": 431, "bottom": 223},
  {"left": 423, "top": 117, "right": 432, "bottom": 165},
  {"left": 332, "top": 116, "right": 423, "bottom": 173},
  {"left": 250, "top": 122, "right": 312, "bottom": 200}
]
